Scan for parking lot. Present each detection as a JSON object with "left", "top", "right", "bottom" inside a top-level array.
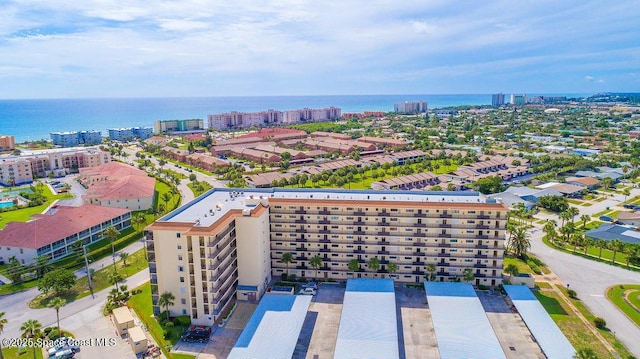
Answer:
[{"left": 198, "top": 283, "right": 546, "bottom": 359}]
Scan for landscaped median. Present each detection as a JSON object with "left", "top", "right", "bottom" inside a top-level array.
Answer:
[{"left": 606, "top": 284, "right": 640, "bottom": 328}]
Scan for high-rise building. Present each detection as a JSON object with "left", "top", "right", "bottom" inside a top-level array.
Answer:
[
  {"left": 153, "top": 119, "right": 205, "bottom": 135},
  {"left": 394, "top": 101, "right": 428, "bottom": 114},
  {"left": 208, "top": 107, "right": 341, "bottom": 130},
  {"left": 108, "top": 127, "right": 153, "bottom": 141},
  {"left": 146, "top": 188, "right": 507, "bottom": 325},
  {"left": 0, "top": 135, "right": 16, "bottom": 151},
  {"left": 50, "top": 130, "right": 102, "bottom": 147},
  {"left": 510, "top": 94, "right": 526, "bottom": 105},
  {"left": 491, "top": 93, "right": 505, "bottom": 106}
]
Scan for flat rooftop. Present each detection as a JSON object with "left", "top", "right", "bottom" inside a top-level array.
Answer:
[
  {"left": 504, "top": 285, "right": 575, "bottom": 359},
  {"left": 424, "top": 282, "right": 506, "bottom": 359},
  {"left": 160, "top": 188, "right": 496, "bottom": 227},
  {"left": 227, "top": 294, "right": 311, "bottom": 359},
  {"left": 334, "top": 278, "right": 399, "bottom": 359}
]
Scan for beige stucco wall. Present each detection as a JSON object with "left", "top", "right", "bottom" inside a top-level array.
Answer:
[
  {"left": 153, "top": 229, "right": 188, "bottom": 318},
  {"left": 235, "top": 208, "right": 272, "bottom": 301}
]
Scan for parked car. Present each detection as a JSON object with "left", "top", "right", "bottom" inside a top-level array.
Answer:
[
  {"left": 53, "top": 348, "right": 74, "bottom": 359},
  {"left": 302, "top": 282, "right": 318, "bottom": 290},
  {"left": 298, "top": 288, "right": 316, "bottom": 296},
  {"left": 599, "top": 215, "right": 613, "bottom": 222},
  {"left": 623, "top": 204, "right": 634, "bottom": 209}
]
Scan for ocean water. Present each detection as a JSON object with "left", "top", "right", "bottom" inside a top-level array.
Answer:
[{"left": 0, "top": 94, "right": 586, "bottom": 142}]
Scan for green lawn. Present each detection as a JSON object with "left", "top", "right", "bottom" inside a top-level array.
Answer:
[
  {"left": 155, "top": 179, "right": 181, "bottom": 213},
  {"left": 0, "top": 185, "right": 72, "bottom": 229},
  {"left": 29, "top": 248, "right": 148, "bottom": 308},
  {"left": 187, "top": 181, "right": 213, "bottom": 197},
  {"left": 606, "top": 284, "right": 640, "bottom": 328},
  {"left": 534, "top": 289, "right": 627, "bottom": 358},
  {"left": 1, "top": 346, "right": 44, "bottom": 359},
  {"left": 503, "top": 256, "right": 534, "bottom": 274},
  {"left": 128, "top": 282, "right": 196, "bottom": 359}
]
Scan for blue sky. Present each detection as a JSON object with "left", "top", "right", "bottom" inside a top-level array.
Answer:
[{"left": 1, "top": 0, "right": 638, "bottom": 98}]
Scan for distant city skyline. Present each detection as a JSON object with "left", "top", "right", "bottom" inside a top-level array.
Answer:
[{"left": 1, "top": 1, "right": 638, "bottom": 99}]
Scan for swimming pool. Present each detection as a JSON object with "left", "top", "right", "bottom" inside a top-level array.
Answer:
[
  {"left": 0, "top": 201, "right": 14, "bottom": 209},
  {"left": 1, "top": 188, "right": 33, "bottom": 196}
]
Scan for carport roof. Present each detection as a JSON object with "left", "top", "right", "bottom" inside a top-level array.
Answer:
[
  {"left": 228, "top": 294, "right": 311, "bottom": 359},
  {"left": 334, "top": 279, "right": 399, "bottom": 359},
  {"left": 504, "top": 285, "right": 575, "bottom": 359},
  {"left": 424, "top": 282, "right": 506, "bottom": 359}
]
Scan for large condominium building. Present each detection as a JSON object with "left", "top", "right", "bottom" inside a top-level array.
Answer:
[
  {"left": 0, "top": 135, "right": 16, "bottom": 151},
  {"left": 208, "top": 107, "right": 342, "bottom": 130},
  {"left": 394, "top": 101, "right": 428, "bottom": 114},
  {"left": 154, "top": 119, "right": 205, "bottom": 135},
  {"left": 492, "top": 93, "right": 505, "bottom": 106},
  {"left": 51, "top": 130, "right": 102, "bottom": 147},
  {"left": 0, "top": 148, "right": 111, "bottom": 185},
  {"left": 510, "top": 94, "right": 527, "bottom": 105},
  {"left": 146, "top": 188, "right": 507, "bottom": 326},
  {"left": 108, "top": 127, "right": 153, "bottom": 142}
]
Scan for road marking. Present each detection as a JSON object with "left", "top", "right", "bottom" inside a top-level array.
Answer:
[{"left": 590, "top": 294, "right": 604, "bottom": 297}]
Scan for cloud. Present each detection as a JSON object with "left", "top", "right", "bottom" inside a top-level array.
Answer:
[{"left": 0, "top": 0, "right": 638, "bottom": 97}]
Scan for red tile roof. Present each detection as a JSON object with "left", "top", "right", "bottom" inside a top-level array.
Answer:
[
  {"left": 0, "top": 205, "right": 130, "bottom": 249},
  {"left": 79, "top": 162, "right": 155, "bottom": 202}
]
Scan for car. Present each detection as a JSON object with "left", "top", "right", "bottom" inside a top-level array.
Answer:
[
  {"left": 623, "top": 204, "right": 634, "bottom": 209},
  {"left": 633, "top": 205, "right": 640, "bottom": 211},
  {"left": 599, "top": 215, "right": 613, "bottom": 222},
  {"left": 298, "top": 288, "right": 316, "bottom": 296},
  {"left": 302, "top": 282, "right": 318, "bottom": 290},
  {"left": 53, "top": 348, "right": 74, "bottom": 359}
]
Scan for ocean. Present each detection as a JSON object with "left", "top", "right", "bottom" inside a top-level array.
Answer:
[{"left": 0, "top": 94, "right": 585, "bottom": 142}]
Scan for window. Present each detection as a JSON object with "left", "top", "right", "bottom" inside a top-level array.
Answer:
[
  {"left": 181, "top": 298, "right": 187, "bottom": 305},
  {"left": 178, "top": 255, "right": 183, "bottom": 261},
  {"left": 177, "top": 244, "right": 182, "bottom": 250},
  {"left": 176, "top": 233, "right": 181, "bottom": 238},
  {"left": 178, "top": 266, "right": 184, "bottom": 272},
  {"left": 180, "top": 277, "right": 185, "bottom": 283}
]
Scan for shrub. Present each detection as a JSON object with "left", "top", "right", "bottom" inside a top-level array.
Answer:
[
  {"left": 594, "top": 317, "right": 607, "bottom": 329},
  {"left": 288, "top": 274, "right": 296, "bottom": 282},
  {"left": 163, "top": 330, "right": 171, "bottom": 340},
  {"left": 281, "top": 273, "right": 288, "bottom": 281},
  {"left": 48, "top": 329, "right": 61, "bottom": 340},
  {"left": 529, "top": 264, "right": 542, "bottom": 275},
  {"left": 43, "top": 327, "right": 54, "bottom": 335},
  {"left": 165, "top": 322, "right": 174, "bottom": 328},
  {"left": 173, "top": 315, "right": 191, "bottom": 327},
  {"left": 567, "top": 289, "right": 578, "bottom": 299},
  {"left": 299, "top": 277, "right": 306, "bottom": 283}
]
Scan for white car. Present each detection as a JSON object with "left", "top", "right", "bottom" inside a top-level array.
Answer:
[
  {"left": 302, "top": 282, "right": 318, "bottom": 290},
  {"left": 298, "top": 287, "right": 316, "bottom": 296}
]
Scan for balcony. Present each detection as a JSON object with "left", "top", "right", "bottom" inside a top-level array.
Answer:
[
  {"left": 354, "top": 230, "right": 365, "bottom": 235},
  {"left": 320, "top": 239, "right": 331, "bottom": 243},
  {"left": 353, "top": 240, "right": 365, "bottom": 245},
  {"left": 414, "top": 242, "right": 426, "bottom": 247},
  {"left": 319, "top": 220, "right": 331, "bottom": 225},
  {"left": 353, "top": 211, "right": 366, "bottom": 216},
  {"left": 412, "top": 261, "right": 425, "bottom": 266},
  {"left": 473, "top": 263, "right": 487, "bottom": 268},
  {"left": 378, "top": 222, "right": 390, "bottom": 227},
  {"left": 475, "top": 244, "right": 488, "bottom": 249},
  {"left": 478, "top": 214, "right": 490, "bottom": 219},
  {"left": 354, "top": 249, "right": 365, "bottom": 254},
  {"left": 295, "top": 260, "right": 308, "bottom": 265},
  {"left": 414, "top": 223, "right": 426, "bottom": 228},
  {"left": 319, "top": 248, "right": 330, "bottom": 252},
  {"left": 353, "top": 221, "right": 365, "bottom": 225},
  {"left": 476, "top": 224, "right": 489, "bottom": 230},
  {"left": 439, "top": 213, "right": 452, "bottom": 218},
  {"left": 438, "top": 262, "right": 450, "bottom": 267},
  {"left": 412, "top": 270, "right": 425, "bottom": 275},
  {"left": 478, "top": 235, "right": 489, "bottom": 239},
  {"left": 437, "top": 253, "right": 451, "bottom": 258},
  {"left": 379, "top": 212, "right": 390, "bottom": 217},
  {"left": 377, "top": 240, "right": 389, "bottom": 245},
  {"left": 378, "top": 231, "right": 390, "bottom": 236},
  {"left": 439, "top": 223, "right": 452, "bottom": 229},
  {"left": 436, "top": 271, "right": 450, "bottom": 276},
  {"left": 413, "top": 252, "right": 425, "bottom": 256},
  {"left": 438, "top": 243, "right": 451, "bottom": 248},
  {"left": 295, "top": 228, "right": 307, "bottom": 233},
  {"left": 296, "top": 247, "right": 307, "bottom": 251},
  {"left": 440, "top": 233, "right": 452, "bottom": 238},
  {"left": 295, "top": 219, "right": 306, "bottom": 224},
  {"left": 414, "top": 232, "right": 426, "bottom": 238},
  {"left": 474, "top": 254, "right": 488, "bottom": 259},
  {"left": 319, "top": 210, "right": 330, "bottom": 215},
  {"left": 378, "top": 250, "right": 390, "bottom": 255},
  {"left": 295, "top": 237, "right": 307, "bottom": 242},
  {"left": 319, "top": 229, "right": 330, "bottom": 234},
  {"left": 294, "top": 210, "right": 306, "bottom": 214}
]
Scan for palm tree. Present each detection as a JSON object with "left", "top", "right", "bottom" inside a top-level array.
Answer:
[
  {"left": 161, "top": 192, "right": 172, "bottom": 208},
  {"left": 20, "top": 319, "right": 42, "bottom": 359},
  {"left": 624, "top": 243, "right": 640, "bottom": 268},
  {"left": 119, "top": 252, "right": 130, "bottom": 266},
  {"left": 367, "top": 256, "right": 380, "bottom": 274},
  {"left": 510, "top": 227, "right": 531, "bottom": 258},
  {"left": 504, "top": 263, "right": 519, "bottom": 280},
  {"left": 559, "top": 211, "right": 572, "bottom": 227},
  {"left": 559, "top": 222, "right": 576, "bottom": 246},
  {"left": 596, "top": 239, "right": 607, "bottom": 259},
  {"left": 573, "top": 347, "right": 598, "bottom": 359},
  {"left": 425, "top": 263, "right": 436, "bottom": 281},
  {"left": 0, "top": 312, "right": 7, "bottom": 359},
  {"left": 567, "top": 207, "right": 580, "bottom": 224},
  {"left": 32, "top": 255, "right": 52, "bottom": 279},
  {"left": 462, "top": 268, "right": 475, "bottom": 283},
  {"left": 609, "top": 239, "right": 624, "bottom": 264},
  {"left": 108, "top": 270, "right": 124, "bottom": 295},
  {"left": 582, "top": 237, "right": 594, "bottom": 256},
  {"left": 104, "top": 226, "right": 120, "bottom": 268},
  {"left": 542, "top": 220, "right": 558, "bottom": 242},
  {"left": 348, "top": 259, "right": 360, "bottom": 276},
  {"left": 623, "top": 187, "right": 631, "bottom": 202},
  {"left": 387, "top": 262, "right": 398, "bottom": 279},
  {"left": 133, "top": 213, "right": 147, "bottom": 230},
  {"left": 280, "top": 252, "right": 293, "bottom": 279},
  {"left": 310, "top": 255, "right": 323, "bottom": 281},
  {"left": 580, "top": 214, "right": 591, "bottom": 229},
  {"left": 157, "top": 291, "right": 176, "bottom": 321},
  {"left": 571, "top": 232, "right": 583, "bottom": 253},
  {"left": 49, "top": 297, "right": 66, "bottom": 336}
]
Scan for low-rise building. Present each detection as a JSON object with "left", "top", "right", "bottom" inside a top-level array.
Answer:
[
  {"left": 112, "top": 306, "right": 135, "bottom": 336},
  {"left": 154, "top": 119, "right": 205, "bottom": 135},
  {"left": 51, "top": 130, "right": 102, "bottom": 147},
  {"left": 108, "top": 127, "right": 153, "bottom": 142},
  {"left": 0, "top": 135, "right": 16, "bottom": 151},
  {"left": 79, "top": 162, "right": 155, "bottom": 211},
  {"left": 0, "top": 205, "right": 131, "bottom": 265}
]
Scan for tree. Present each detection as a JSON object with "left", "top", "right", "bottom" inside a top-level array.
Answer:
[
  {"left": 367, "top": 256, "right": 380, "bottom": 273},
  {"left": 624, "top": 243, "right": 640, "bottom": 268},
  {"left": 504, "top": 263, "right": 519, "bottom": 280},
  {"left": 20, "top": 319, "right": 42, "bottom": 359},
  {"left": 462, "top": 268, "right": 475, "bottom": 283},
  {"left": 387, "top": 262, "right": 398, "bottom": 279},
  {"left": 510, "top": 227, "right": 531, "bottom": 258},
  {"left": 157, "top": 291, "right": 176, "bottom": 321},
  {"left": 539, "top": 195, "right": 569, "bottom": 213},
  {"left": 104, "top": 226, "right": 120, "bottom": 268},
  {"left": 49, "top": 297, "right": 66, "bottom": 337},
  {"left": 474, "top": 175, "right": 505, "bottom": 194},
  {"left": 6, "top": 256, "right": 24, "bottom": 284},
  {"left": 38, "top": 269, "right": 76, "bottom": 296},
  {"left": 596, "top": 239, "right": 607, "bottom": 259},
  {"left": 108, "top": 270, "right": 124, "bottom": 295},
  {"left": 573, "top": 348, "right": 598, "bottom": 359},
  {"left": 162, "top": 192, "right": 172, "bottom": 208},
  {"left": 348, "top": 259, "right": 360, "bottom": 275},
  {"left": 425, "top": 263, "right": 436, "bottom": 281},
  {"left": 567, "top": 207, "right": 580, "bottom": 224},
  {"left": 0, "top": 312, "right": 7, "bottom": 359},
  {"left": 623, "top": 187, "right": 631, "bottom": 202},
  {"left": 580, "top": 214, "right": 591, "bottom": 229},
  {"left": 609, "top": 239, "right": 624, "bottom": 264},
  {"left": 280, "top": 252, "right": 293, "bottom": 278},
  {"left": 133, "top": 213, "right": 147, "bottom": 230},
  {"left": 542, "top": 220, "right": 558, "bottom": 242},
  {"left": 119, "top": 252, "right": 130, "bottom": 266},
  {"left": 310, "top": 255, "right": 323, "bottom": 280},
  {"left": 32, "top": 255, "right": 53, "bottom": 279},
  {"left": 583, "top": 237, "right": 594, "bottom": 256}
]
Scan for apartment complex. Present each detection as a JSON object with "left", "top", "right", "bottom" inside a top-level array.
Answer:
[
  {"left": 51, "top": 130, "right": 102, "bottom": 147},
  {"left": 492, "top": 93, "right": 505, "bottom": 106},
  {"left": 153, "top": 119, "right": 205, "bottom": 135},
  {"left": 79, "top": 162, "right": 156, "bottom": 211},
  {"left": 394, "top": 101, "right": 428, "bottom": 114},
  {"left": 146, "top": 188, "right": 507, "bottom": 325},
  {"left": 0, "top": 135, "right": 16, "bottom": 151},
  {"left": 108, "top": 127, "right": 153, "bottom": 142},
  {"left": 0, "top": 148, "right": 111, "bottom": 185},
  {"left": 208, "top": 107, "right": 342, "bottom": 130}
]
